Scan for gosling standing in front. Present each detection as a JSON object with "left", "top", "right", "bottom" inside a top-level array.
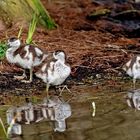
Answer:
[
  {"left": 123, "top": 55, "right": 140, "bottom": 89},
  {"left": 35, "top": 50, "right": 71, "bottom": 98},
  {"left": 6, "top": 37, "right": 47, "bottom": 83}
]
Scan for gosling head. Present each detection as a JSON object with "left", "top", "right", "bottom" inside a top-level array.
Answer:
[
  {"left": 53, "top": 50, "right": 66, "bottom": 61},
  {"left": 7, "top": 37, "right": 21, "bottom": 48}
]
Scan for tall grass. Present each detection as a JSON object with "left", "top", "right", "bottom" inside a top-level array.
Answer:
[
  {"left": 26, "top": 13, "right": 38, "bottom": 44},
  {"left": 27, "top": 0, "right": 57, "bottom": 29},
  {"left": 33, "top": 0, "right": 57, "bottom": 29}
]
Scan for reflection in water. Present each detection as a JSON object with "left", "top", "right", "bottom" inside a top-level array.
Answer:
[
  {"left": 92, "top": 101, "right": 96, "bottom": 117},
  {"left": 127, "top": 89, "right": 140, "bottom": 110},
  {"left": 3, "top": 86, "right": 140, "bottom": 140},
  {"left": 6, "top": 96, "right": 71, "bottom": 137}
]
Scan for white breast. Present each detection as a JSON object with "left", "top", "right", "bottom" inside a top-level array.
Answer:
[
  {"left": 48, "top": 61, "right": 71, "bottom": 86},
  {"left": 6, "top": 47, "right": 18, "bottom": 64},
  {"left": 132, "top": 57, "right": 140, "bottom": 79}
]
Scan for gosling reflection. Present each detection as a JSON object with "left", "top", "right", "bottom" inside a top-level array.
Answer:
[
  {"left": 127, "top": 89, "right": 140, "bottom": 110},
  {"left": 6, "top": 96, "right": 72, "bottom": 136}
]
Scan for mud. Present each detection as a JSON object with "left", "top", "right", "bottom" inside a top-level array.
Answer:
[{"left": 0, "top": 0, "right": 140, "bottom": 101}]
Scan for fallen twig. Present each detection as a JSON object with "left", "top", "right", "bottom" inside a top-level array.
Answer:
[
  {"left": 104, "top": 48, "right": 140, "bottom": 54},
  {"left": 95, "top": 54, "right": 124, "bottom": 59}
]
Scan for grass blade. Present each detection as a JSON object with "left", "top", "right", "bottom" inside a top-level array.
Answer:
[
  {"left": 26, "top": 13, "right": 38, "bottom": 44},
  {"left": 0, "top": 117, "right": 8, "bottom": 139},
  {"left": 17, "top": 25, "right": 23, "bottom": 39},
  {"left": 27, "top": 0, "right": 57, "bottom": 29}
]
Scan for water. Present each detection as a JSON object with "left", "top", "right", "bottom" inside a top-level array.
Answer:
[{"left": 1, "top": 85, "right": 140, "bottom": 140}]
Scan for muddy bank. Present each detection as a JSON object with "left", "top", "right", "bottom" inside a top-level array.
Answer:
[{"left": 0, "top": 0, "right": 140, "bottom": 98}]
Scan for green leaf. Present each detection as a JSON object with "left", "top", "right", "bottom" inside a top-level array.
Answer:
[
  {"left": 27, "top": 0, "right": 57, "bottom": 29},
  {"left": 26, "top": 13, "right": 38, "bottom": 44}
]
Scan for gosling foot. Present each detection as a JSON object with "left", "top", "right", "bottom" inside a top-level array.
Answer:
[
  {"left": 59, "top": 85, "right": 72, "bottom": 96},
  {"left": 21, "top": 80, "right": 32, "bottom": 83},
  {"left": 14, "top": 75, "right": 26, "bottom": 81}
]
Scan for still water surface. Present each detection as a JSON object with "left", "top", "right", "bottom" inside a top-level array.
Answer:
[{"left": 1, "top": 85, "right": 140, "bottom": 140}]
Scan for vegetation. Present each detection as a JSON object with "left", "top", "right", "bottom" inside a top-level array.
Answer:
[
  {"left": 26, "top": 14, "right": 38, "bottom": 44},
  {"left": 0, "top": 117, "right": 8, "bottom": 139},
  {"left": 0, "top": 0, "right": 57, "bottom": 60},
  {"left": 27, "top": 0, "right": 57, "bottom": 29},
  {"left": 0, "top": 43, "right": 7, "bottom": 60},
  {"left": 0, "top": 13, "right": 39, "bottom": 60},
  {"left": 0, "top": 0, "right": 57, "bottom": 29}
]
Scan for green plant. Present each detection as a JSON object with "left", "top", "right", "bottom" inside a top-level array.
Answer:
[
  {"left": 27, "top": 0, "right": 57, "bottom": 29},
  {"left": 0, "top": 43, "right": 7, "bottom": 60},
  {"left": 26, "top": 13, "right": 38, "bottom": 44},
  {"left": 33, "top": 0, "right": 57, "bottom": 29}
]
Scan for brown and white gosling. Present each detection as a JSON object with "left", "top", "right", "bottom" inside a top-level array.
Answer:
[
  {"left": 123, "top": 55, "right": 140, "bottom": 89},
  {"left": 6, "top": 37, "right": 47, "bottom": 83},
  {"left": 35, "top": 50, "right": 71, "bottom": 98}
]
